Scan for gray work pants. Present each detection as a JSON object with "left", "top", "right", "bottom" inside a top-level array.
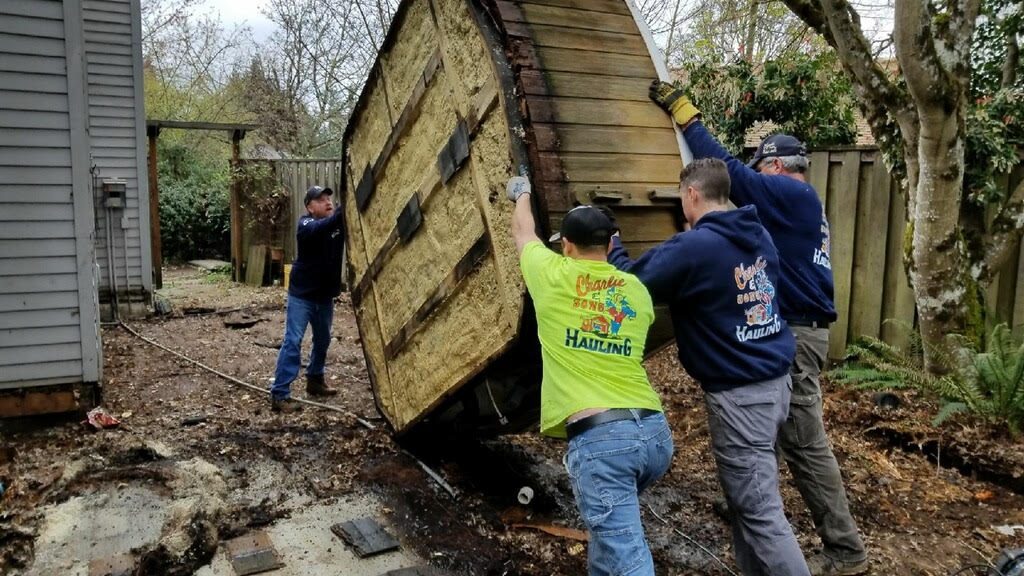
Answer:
[
  {"left": 777, "top": 326, "right": 867, "bottom": 563},
  {"left": 705, "top": 375, "right": 810, "bottom": 576}
]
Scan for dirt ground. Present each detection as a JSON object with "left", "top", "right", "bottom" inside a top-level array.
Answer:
[{"left": 2, "top": 265, "right": 1023, "bottom": 575}]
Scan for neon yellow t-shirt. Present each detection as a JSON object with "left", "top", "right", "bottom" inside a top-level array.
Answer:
[{"left": 520, "top": 241, "right": 662, "bottom": 438}]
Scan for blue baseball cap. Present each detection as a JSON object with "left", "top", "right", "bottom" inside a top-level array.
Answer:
[{"left": 748, "top": 134, "right": 807, "bottom": 168}]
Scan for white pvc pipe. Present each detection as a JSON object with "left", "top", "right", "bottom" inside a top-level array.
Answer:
[{"left": 624, "top": 1, "right": 694, "bottom": 166}]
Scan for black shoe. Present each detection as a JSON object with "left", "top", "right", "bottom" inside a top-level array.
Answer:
[{"left": 712, "top": 497, "right": 733, "bottom": 522}]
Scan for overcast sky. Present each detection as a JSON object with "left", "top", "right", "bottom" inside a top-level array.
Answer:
[{"left": 201, "top": 0, "right": 276, "bottom": 43}]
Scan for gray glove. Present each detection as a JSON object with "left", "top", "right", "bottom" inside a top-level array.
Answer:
[{"left": 506, "top": 176, "right": 532, "bottom": 202}]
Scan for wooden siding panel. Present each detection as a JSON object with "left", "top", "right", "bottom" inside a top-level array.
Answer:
[
  {"left": 0, "top": 0, "right": 64, "bottom": 19},
  {"left": 0, "top": 166, "right": 72, "bottom": 185},
  {"left": 0, "top": 110, "right": 70, "bottom": 130},
  {"left": 0, "top": 147, "right": 72, "bottom": 167},
  {"left": 0, "top": 185, "right": 73, "bottom": 204},
  {"left": 1, "top": 360, "right": 82, "bottom": 383},
  {"left": 0, "top": 308, "right": 79, "bottom": 331},
  {"left": 0, "top": 71, "right": 67, "bottom": 94},
  {"left": 0, "top": 274, "right": 78, "bottom": 294},
  {"left": 0, "top": 16, "right": 64, "bottom": 39},
  {"left": 0, "top": 54, "right": 67, "bottom": 75},
  {"left": 0, "top": 342, "right": 82, "bottom": 366},
  {"left": 0, "top": 291, "right": 79, "bottom": 312},
  {"left": 0, "top": 33, "right": 64, "bottom": 57},
  {"left": 0, "top": 325, "right": 80, "bottom": 347},
  {"left": 0, "top": 239, "right": 76, "bottom": 258},
  {"left": 0, "top": 256, "right": 77, "bottom": 276},
  {"left": 0, "top": 90, "right": 70, "bottom": 112}
]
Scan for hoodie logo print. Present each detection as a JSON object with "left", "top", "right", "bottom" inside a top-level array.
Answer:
[
  {"left": 814, "top": 207, "right": 832, "bottom": 270},
  {"left": 733, "top": 257, "right": 783, "bottom": 342}
]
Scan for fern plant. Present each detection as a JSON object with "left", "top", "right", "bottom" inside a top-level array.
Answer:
[{"left": 831, "top": 323, "right": 1024, "bottom": 436}]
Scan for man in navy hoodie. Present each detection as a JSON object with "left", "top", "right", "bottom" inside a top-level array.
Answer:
[
  {"left": 649, "top": 81, "right": 868, "bottom": 576},
  {"left": 609, "top": 158, "right": 808, "bottom": 576},
  {"left": 269, "top": 185, "right": 343, "bottom": 413}
]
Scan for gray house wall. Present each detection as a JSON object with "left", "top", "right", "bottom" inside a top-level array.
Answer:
[
  {"left": 84, "top": 0, "right": 152, "bottom": 311},
  {"left": 0, "top": 0, "right": 103, "bottom": 390}
]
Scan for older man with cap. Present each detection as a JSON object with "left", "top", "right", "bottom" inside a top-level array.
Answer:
[
  {"left": 648, "top": 82, "right": 868, "bottom": 575},
  {"left": 269, "top": 185, "right": 344, "bottom": 413},
  {"left": 507, "top": 176, "right": 673, "bottom": 576}
]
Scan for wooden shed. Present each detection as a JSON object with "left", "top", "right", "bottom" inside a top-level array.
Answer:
[
  {"left": 342, "top": 0, "right": 689, "bottom": 434},
  {"left": 0, "top": 0, "right": 150, "bottom": 416}
]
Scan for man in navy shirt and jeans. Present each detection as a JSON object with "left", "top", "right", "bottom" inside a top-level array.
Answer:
[
  {"left": 610, "top": 158, "right": 808, "bottom": 575},
  {"left": 649, "top": 81, "right": 868, "bottom": 575},
  {"left": 269, "top": 185, "right": 344, "bottom": 413}
]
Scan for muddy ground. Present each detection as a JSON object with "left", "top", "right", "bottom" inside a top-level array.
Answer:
[{"left": 2, "top": 266, "right": 1023, "bottom": 575}]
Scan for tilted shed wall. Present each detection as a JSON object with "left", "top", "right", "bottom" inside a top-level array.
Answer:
[{"left": 0, "top": 0, "right": 102, "bottom": 390}]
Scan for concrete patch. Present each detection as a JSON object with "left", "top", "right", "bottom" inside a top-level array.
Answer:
[
  {"left": 197, "top": 497, "right": 424, "bottom": 576},
  {"left": 30, "top": 485, "right": 169, "bottom": 575}
]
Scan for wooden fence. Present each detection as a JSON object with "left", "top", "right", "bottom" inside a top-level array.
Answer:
[
  {"left": 807, "top": 147, "right": 1024, "bottom": 359},
  {"left": 234, "top": 159, "right": 344, "bottom": 285},
  {"left": 237, "top": 153, "right": 1024, "bottom": 360}
]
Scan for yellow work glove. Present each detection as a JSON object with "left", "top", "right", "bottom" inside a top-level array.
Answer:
[{"left": 649, "top": 80, "right": 700, "bottom": 126}]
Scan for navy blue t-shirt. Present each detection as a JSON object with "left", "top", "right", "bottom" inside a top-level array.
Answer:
[
  {"left": 609, "top": 205, "right": 795, "bottom": 392},
  {"left": 288, "top": 208, "right": 344, "bottom": 303},
  {"left": 684, "top": 121, "right": 837, "bottom": 322}
]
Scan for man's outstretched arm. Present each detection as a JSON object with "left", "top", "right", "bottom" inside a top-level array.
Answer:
[{"left": 508, "top": 176, "right": 540, "bottom": 255}]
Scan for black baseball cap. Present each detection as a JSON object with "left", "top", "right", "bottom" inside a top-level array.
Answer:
[
  {"left": 548, "top": 205, "right": 614, "bottom": 247},
  {"left": 747, "top": 134, "right": 807, "bottom": 168},
  {"left": 304, "top": 185, "right": 333, "bottom": 206}
]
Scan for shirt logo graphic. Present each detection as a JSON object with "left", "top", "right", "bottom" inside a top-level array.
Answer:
[
  {"left": 565, "top": 275, "right": 635, "bottom": 356},
  {"left": 734, "top": 257, "right": 782, "bottom": 342},
  {"left": 814, "top": 207, "right": 832, "bottom": 270}
]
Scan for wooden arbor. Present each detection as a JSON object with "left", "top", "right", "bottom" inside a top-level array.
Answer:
[
  {"left": 145, "top": 120, "right": 258, "bottom": 287},
  {"left": 342, "top": 0, "right": 687, "bottom": 434}
]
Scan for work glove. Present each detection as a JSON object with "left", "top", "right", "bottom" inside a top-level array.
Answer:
[
  {"left": 506, "top": 176, "right": 532, "bottom": 202},
  {"left": 649, "top": 80, "right": 700, "bottom": 126},
  {"left": 594, "top": 205, "right": 620, "bottom": 236}
]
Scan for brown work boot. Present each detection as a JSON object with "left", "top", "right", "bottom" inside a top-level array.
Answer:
[
  {"left": 807, "top": 553, "right": 869, "bottom": 576},
  {"left": 306, "top": 374, "right": 338, "bottom": 397},
  {"left": 271, "top": 397, "right": 303, "bottom": 413}
]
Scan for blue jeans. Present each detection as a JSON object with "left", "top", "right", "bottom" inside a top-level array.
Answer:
[
  {"left": 270, "top": 294, "right": 334, "bottom": 400},
  {"left": 564, "top": 411, "right": 674, "bottom": 576}
]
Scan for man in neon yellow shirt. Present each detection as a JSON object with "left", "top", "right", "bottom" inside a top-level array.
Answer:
[{"left": 507, "top": 176, "right": 674, "bottom": 576}]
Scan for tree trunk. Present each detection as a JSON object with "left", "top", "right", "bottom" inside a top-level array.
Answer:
[{"left": 907, "top": 109, "right": 969, "bottom": 371}]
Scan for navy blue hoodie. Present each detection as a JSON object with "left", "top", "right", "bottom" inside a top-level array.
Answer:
[
  {"left": 609, "top": 205, "right": 795, "bottom": 392},
  {"left": 288, "top": 208, "right": 344, "bottom": 303},
  {"left": 685, "top": 121, "right": 837, "bottom": 323}
]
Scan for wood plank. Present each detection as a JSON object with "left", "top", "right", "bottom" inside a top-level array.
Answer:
[
  {"left": 826, "top": 151, "right": 862, "bottom": 359},
  {"left": 533, "top": 124, "right": 678, "bottom": 154},
  {"left": 83, "top": 0, "right": 131, "bottom": 14},
  {"left": 0, "top": 386, "right": 77, "bottom": 414},
  {"left": 807, "top": 151, "right": 830, "bottom": 207},
  {"left": 498, "top": 1, "right": 639, "bottom": 34},
  {"left": 0, "top": 16, "right": 64, "bottom": 40},
  {"left": 539, "top": 152, "right": 681, "bottom": 183},
  {"left": 245, "top": 245, "right": 267, "bottom": 287},
  {"left": 526, "top": 97, "right": 669, "bottom": 128},
  {"left": 550, "top": 181, "right": 681, "bottom": 209},
  {"left": 532, "top": 46, "right": 655, "bottom": 77},
  {"left": 0, "top": 325, "right": 80, "bottom": 348},
  {"left": 520, "top": 70, "right": 651, "bottom": 101},
  {"left": 849, "top": 156, "right": 891, "bottom": 340},
  {"left": 504, "top": 22, "right": 646, "bottom": 55},
  {"left": 514, "top": 0, "right": 632, "bottom": 15},
  {"left": 85, "top": 52, "right": 133, "bottom": 66}
]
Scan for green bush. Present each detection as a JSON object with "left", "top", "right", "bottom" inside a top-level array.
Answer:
[
  {"left": 833, "top": 323, "right": 1024, "bottom": 436},
  {"left": 158, "top": 143, "right": 231, "bottom": 262}
]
